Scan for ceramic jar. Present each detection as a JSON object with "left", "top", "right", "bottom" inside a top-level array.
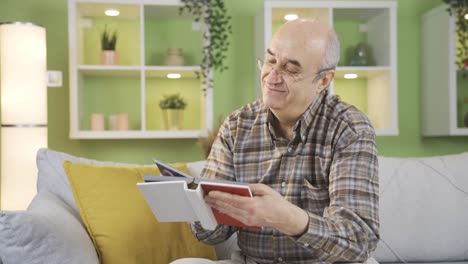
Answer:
[{"left": 163, "top": 48, "right": 186, "bottom": 66}]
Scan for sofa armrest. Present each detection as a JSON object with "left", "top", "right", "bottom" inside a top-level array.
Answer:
[{"left": 0, "top": 191, "right": 98, "bottom": 264}]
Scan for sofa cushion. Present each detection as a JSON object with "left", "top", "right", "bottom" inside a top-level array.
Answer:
[
  {"left": 36, "top": 148, "right": 185, "bottom": 215},
  {"left": 36, "top": 148, "right": 140, "bottom": 215},
  {"left": 63, "top": 161, "right": 217, "bottom": 264},
  {"left": 372, "top": 153, "right": 468, "bottom": 262},
  {"left": 0, "top": 191, "right": 99, "bottom": 264}
]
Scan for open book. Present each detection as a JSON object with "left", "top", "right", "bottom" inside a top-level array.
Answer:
[{"left": 136, "top": 160, "right": 260, "bottom": 230}]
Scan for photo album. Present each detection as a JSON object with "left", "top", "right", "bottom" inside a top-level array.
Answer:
[{"left": 136, "top": 160, "right": 261, "bottom": 230}]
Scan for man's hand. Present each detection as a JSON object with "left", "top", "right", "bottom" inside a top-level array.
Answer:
[{"left": 204, "top": 183, "right": 309, "bottom": 236}]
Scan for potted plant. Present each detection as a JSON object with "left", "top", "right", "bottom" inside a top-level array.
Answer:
[
  {"left": 179, "top": 0, "right": 232, "bottom": 92},
  {"left": 443, "top": 0, "right": 468, "bottom": 70},
  {"left": 100, "top": 25, "right": 118, "bottom": 65},
  {"left": 159, "top": 94, "right": 187, "bottom": 130}
]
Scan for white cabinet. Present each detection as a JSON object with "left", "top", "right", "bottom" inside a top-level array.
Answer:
[
  {"left": 421, "top": 5, "right": 468, "bottom": 136},
  {"left": 255, "top": 1, "right": 398, "bottom": 135},
  {"left": 68, "top": 0, "right": 213, "bottom": 139}
]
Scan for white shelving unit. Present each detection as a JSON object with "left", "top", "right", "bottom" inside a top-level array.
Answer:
[
  {"left": 255, "top": 1, "right": 398, "bottom": 136},
  {"left": 68, "top": 0, "right": 213, "bottom": 139},
  {"left": 421, "top": 4, "right": 468, "bottom": 136}
]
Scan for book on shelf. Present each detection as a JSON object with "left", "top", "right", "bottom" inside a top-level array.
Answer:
[{"left": 136, "top": 159, "right": 260, "bottom": 230}]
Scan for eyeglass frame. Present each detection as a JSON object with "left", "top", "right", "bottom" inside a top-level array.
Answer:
[{"left": 256, "top": 57, "right": 335, "bottom": 83}]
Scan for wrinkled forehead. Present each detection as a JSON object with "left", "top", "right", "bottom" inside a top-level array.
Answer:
[{"left": 269, "top": 27, "right": 326, "bottom": 70}]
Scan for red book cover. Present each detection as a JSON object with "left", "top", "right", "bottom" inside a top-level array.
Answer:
[{"left": 200, "top": 182, "right": 261, "bottom": 230}]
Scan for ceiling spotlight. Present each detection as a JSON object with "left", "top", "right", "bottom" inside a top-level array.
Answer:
[
  {"left": 284, "top": 14, "right": 299, "bottom": 21},
  {"left": 344, "top": 73, "right": 358, "bottom": 79},
  {"left": 167, "top": 73, "right": 181, "bottom": 79},
  {"left": 105, "top": 9, "right": 120, "bottom": 17}
]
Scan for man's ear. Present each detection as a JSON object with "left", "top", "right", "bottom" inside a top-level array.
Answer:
[{"left": 317, "top": 70, "right": 335, "bottom": 92}]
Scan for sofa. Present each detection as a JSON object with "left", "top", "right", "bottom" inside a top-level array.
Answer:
[{"left": 0, "top": 148, "right": 467, "bottom": 264}]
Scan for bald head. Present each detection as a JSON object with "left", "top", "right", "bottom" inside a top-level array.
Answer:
[{"left": 271, "top": 19, "right": 340, "bottom": 71}]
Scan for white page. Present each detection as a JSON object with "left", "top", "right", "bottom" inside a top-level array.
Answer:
[
  {"left": 137, "top": 181, "right": 198, "bottom": 223},
  {"left": 184, "top": 185, "right": 217, "bottom": 230}
]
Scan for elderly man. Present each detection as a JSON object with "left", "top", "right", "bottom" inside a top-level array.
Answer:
[{"left": 173, "top": 19, "right": 379, "bottom": 264}]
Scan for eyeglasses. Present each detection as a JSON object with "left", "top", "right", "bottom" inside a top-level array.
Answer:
[{"left": 256, "top": 58, "right": 334, "bottom": 83}]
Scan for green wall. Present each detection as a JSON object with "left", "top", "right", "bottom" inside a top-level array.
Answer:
[{"left": 1, "top": 0, "right": 467, "bottom": 164}]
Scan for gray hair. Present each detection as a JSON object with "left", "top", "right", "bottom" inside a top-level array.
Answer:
[
  {"left": 321, "top": 29, "right": 340, "bottom": 71},
  {"left": 312, "top": 28, "right": 340, "bottom": 84}
]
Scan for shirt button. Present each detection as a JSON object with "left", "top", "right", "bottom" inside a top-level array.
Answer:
[
  {"left": 287, "top": 147, "right": 292, "bottom": 152},
  {"left": 281, "top": 182, "right": 286, "bottom": 187}
]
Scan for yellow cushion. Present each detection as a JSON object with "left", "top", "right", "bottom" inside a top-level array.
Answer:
[{"left": 63, "top": 161, "right": 216, "bottom": 264}]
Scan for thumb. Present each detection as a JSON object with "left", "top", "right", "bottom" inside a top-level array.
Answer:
[{"left": 249, "top": 183, "right": 271, "bottom": 196}]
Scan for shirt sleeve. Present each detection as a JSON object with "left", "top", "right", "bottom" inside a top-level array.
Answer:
[
  {"left": 293, "top": 127, "right": 380, "bottom": 262},
  {"left": 191, "top": 221, "right": 238, "bottom": 245},
  {"left": 190, "top": 118, "right": 239, "bottom": 244}
]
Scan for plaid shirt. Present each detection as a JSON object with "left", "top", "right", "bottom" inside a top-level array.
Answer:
[{"left": 192, "top": 91, "right": 379, "bottom": 263}]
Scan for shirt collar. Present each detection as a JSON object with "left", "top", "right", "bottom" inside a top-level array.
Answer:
[
  {"left": 264, "top": 90, "right": 327, "bottom": 143},
  {"left": 297, "top": 90, "right": 327, "bottom": 142}
]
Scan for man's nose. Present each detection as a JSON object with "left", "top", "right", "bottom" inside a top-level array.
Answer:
[{"left": 265, "top": 68, "right": 282, "bottom": 83}]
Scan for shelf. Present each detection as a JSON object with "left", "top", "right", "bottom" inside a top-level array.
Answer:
[
  {"left": 333, "top": 8, "right": 387, "bottom": 22},
  {"left": 77, "top": 3, "right": 140, "bottom": 20},
  {"left": 271, "top": 8, "right": 330, "bottom": 25},
  {"left": 145, "top": 65, "right": 201, "bottom": 78},
  {"left": 69, "top": 0, "right": 213, "bottom": 139},
  {"left": 335, "top": 66, "right": 390, "bottom": 79},
  {"left": 78, "top": 65, "right": 141, "bottom": 76},
  {"left": 70, "top": 130, "right": 208, "bottom": 139},
  {"left": 450, "top": 128, "right": 468, "bottom": 135}
]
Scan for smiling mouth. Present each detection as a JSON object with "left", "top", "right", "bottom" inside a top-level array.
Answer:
[
  {"left": 267, "top": 87, "right": 287, "bottom": 93},
  {"left": 264, "top": 83, "right": 286, "bottom": 92}
]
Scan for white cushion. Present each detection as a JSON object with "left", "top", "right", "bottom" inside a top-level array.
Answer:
[
  {"left": 372, "top": 153, "right": 468, "bottom": 262},
  {"left": 0, "top": 191, "right": 99, "bottom": 264},
  {"left": 186, "top": 160, "right": 206, "bottom": 177},
  {"left": 36, "top": 148, "right": 140, "bottom": 214}
]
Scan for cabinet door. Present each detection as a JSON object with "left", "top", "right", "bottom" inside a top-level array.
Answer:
[{"left": 421, "top": 5, "right": 468, "bottom": 135}]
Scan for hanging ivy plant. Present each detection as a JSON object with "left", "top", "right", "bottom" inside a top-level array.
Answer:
[
  {"left": 179, "top": 0, "right": 232, "bottom": 91},
  {"left": 444, "top": 0, "right": 468, "bottom": 69}
]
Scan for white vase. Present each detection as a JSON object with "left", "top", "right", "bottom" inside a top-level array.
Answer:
[{"left": 163, "top": 48, "right": 185, "bottom": 66}]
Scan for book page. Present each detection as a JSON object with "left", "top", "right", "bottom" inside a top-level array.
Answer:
[
  {"left": 184, "top": 186, "right": 218, "bottom": 230},
  {"left": 137, "top": 181, "right": 198, "bottom": 223}
]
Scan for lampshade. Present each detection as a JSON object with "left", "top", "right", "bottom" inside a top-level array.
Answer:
[{"left": 0, "top": 22, "right": 47, "bottom": 210}]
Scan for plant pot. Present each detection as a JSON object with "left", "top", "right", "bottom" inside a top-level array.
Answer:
[
  {"left": 162, "top": 109, "right": 184, "bottom": 130},
  {"left": 101, "top": 50, "right": 118, "bottom": 65},
  {"left": 163, "top": 48, "right": 186, "bottom": 66}
]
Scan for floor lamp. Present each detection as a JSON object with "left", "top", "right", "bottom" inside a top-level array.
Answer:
[{"left": 0, "top": 22, "right": 47, "bottom": 210}]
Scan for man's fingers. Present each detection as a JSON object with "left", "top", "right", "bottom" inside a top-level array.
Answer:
[
  {"left": 206, "top": 190, "right": 251, "bottom": 209},
  {"left": 249, "top": 183, "right": 271, "bottom": 196},
  {"left": 205, "top": 193, "right": 252, "bottom": 219}
]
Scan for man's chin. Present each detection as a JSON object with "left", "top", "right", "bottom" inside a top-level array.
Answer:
[{"left": 263, "top": 98, "right": 284, "bottom": 110}]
